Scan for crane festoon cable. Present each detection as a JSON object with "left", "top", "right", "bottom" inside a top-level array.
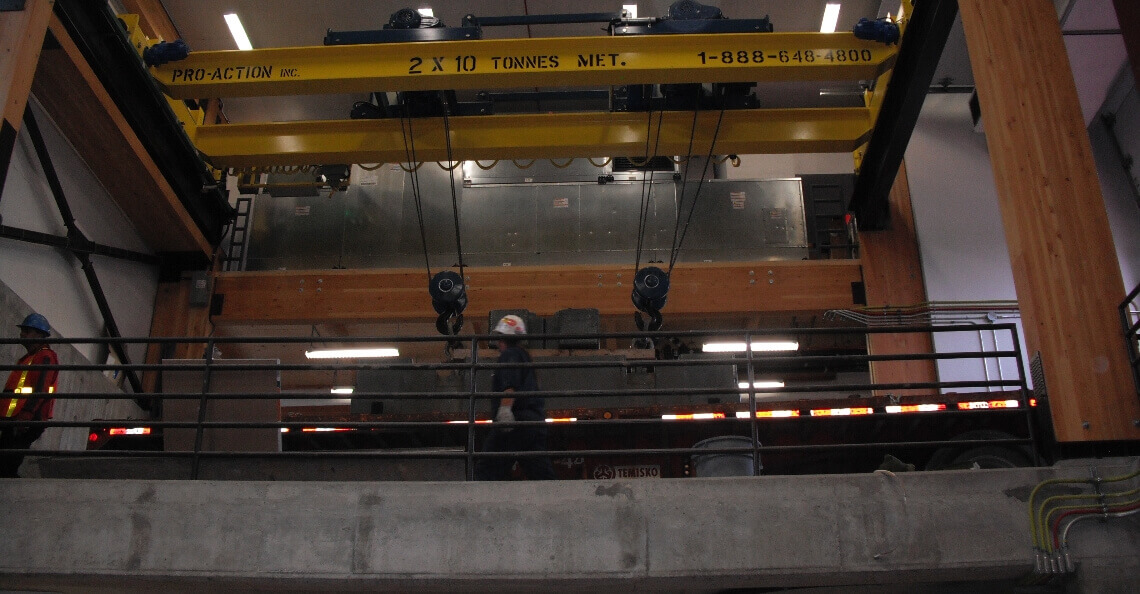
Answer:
[
  {"left": 397, "top": 101, "right": 433, "bottom": 282},
  {"left": 668, "top": 86, "right": 727, "bottom": 274}
]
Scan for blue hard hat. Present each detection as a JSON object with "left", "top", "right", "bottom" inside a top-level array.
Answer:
[{"left": 17, "top": 313, "right": 51, "bottom": 336}]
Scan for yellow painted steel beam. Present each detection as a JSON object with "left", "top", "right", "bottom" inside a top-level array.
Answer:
[
  {"left": 153, "top": 33, "right": 896, "bottom": 98},
  {"left": 194, "top": 108, "right": 873, "bottom": 168}
]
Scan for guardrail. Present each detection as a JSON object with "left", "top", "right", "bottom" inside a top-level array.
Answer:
[
  {"left": 1122, "top": 283, "right": 1140, "bottom": 402},
  {"left": 1, "top": 324, "right": 1040, "bottom": 480}
]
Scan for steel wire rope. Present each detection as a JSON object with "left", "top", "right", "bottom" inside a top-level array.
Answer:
[
  {"left": 667, "top": 87, "right": 728, "bottom": 274},
  {"left": 634, "top": 108, "right": 665, "bottom": 273},
  {"left": 440, "top": 99, "right": 467, "bottom": 279},
  {"left": 397, "top": 103, "right": 433, "bottom": 281}
]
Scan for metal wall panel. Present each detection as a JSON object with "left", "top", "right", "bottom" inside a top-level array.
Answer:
[
  {"left": 245, "top": 168, "right": 809, "bottom": 270},
  {"left": 459, "top": 183, "right": 537, "bottom": 265},
  {"left": 463, "top": 158, "right": 607, "bottom": 184},
  {"left": 245, "top": 193, "right": 346, "bottom": 270},
  {"left": 536, "top": 186, "right": 581, "bottom": 256}
]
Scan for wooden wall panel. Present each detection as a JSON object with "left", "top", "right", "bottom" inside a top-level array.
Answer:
[
  {"left": 960, "top": 0, "right": 1140, "bottom": 442},
  {"left": 859, "top": 161, "right": 937, "bottom": 395},
  {"left": 212, "top": 261, "right": 863, "bottom": 325},
  {"left": 141, "top": 279, "right": 213, "bottom": 393}
]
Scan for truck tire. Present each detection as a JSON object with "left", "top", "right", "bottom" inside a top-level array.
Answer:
[{"left": 924, "top": 430, "right": 1033, "bottom": 470}]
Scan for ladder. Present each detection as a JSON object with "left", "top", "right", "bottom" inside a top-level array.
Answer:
[{"left": 223, "top": 197, "right": 252, "bottom": 271}]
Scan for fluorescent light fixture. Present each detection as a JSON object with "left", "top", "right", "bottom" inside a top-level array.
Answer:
[
  {"left": 223, "top": 13, "right": 254, "bottom": 50},
  {"left": 738, "top": 381, "right": 785, "bottom": 389},
  {"left": 702, "top": 341, "right": 799, "bottom": 352},
  {"left": 417, "top": 8, "right": 434, "bottom": 18},
  {"left": 739, "top": 380, "right": 785, "bottom": 402},
  {"left": 330, "top": 387, "right": 354, "bottom": 394},
  {"left": 623, "top": 4, "right": 638, "bottom": 18},
  {"left": 820, "top": 3, "right": 841, "bottom": 33},
  {"left": 304, "top": 347, "right": 400, "bottom": 359}
]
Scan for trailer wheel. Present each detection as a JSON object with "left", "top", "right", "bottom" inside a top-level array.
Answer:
[{"left": 924, "top": 430, "right": 1033, "bottom": 470}]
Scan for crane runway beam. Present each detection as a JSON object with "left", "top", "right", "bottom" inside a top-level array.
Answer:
[
  {"left": 152, "top": 33, "right": 896, "bottom": 98},
  {"left": 193, "top": 108, "right": 873, "bottom": 168}
]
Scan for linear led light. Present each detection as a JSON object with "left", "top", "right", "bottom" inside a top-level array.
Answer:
[
  {"left": 702, "top": 341, "right": 799, "bottom": 352},
  {"left": 223, "top": 13, "right": 254, "bottom": 51},
  {"left": 304, "top": 348, "right": 400, "bottom": 359},
  {"left": 662, "top": 412, "right": 725, "bottom": 420},
  {"left": 736, "top": 410, "right": 799, "bottom": 418},
  {"left": 820, "top": 3, "right": 841, "bottom": 33},
  {"left": 331, "top": 387, "right": 354, "bottom": 394}
]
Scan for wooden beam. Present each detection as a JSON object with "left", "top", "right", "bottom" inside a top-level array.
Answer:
[
  {"left": 0, "top": 0, "right": 53, "bottom": 185},
  {"left": 118, "top": 0, "right": 179, "bottom": 42},
  {"left": 30, "top": 14, "right": 211, "bottom": 255},
  {"left": 960, "top": 0, "right": 1140, "bottom": 442},
  {"left": 211, "top": 261, "right": 863, "bottom": 325},
  {"left": 858, "top": 161, "right": 937, "bottom": 395}
]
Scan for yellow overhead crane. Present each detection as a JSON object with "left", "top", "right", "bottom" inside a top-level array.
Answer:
[{"left": 135, "top": 7, "right": 912, "bottom": 171}]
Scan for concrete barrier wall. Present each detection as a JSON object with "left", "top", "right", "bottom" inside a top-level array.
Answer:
[{"left": 2, "top": 459, "right": 1137, "bottom": 592}]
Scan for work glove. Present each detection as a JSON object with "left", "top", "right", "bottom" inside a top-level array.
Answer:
[{"left": 495, "top": 405, "right": 515, "bottom": 431}]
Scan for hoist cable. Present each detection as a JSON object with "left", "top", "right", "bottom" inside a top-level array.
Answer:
[
  {"left": 440, "top": 99, "right": 466, "bottom": 277},
  {"left": 665, "top": 89, "right": 705, "bottom": 274},
  {"left": 398, "top": 103, "right": 433, "bottom": 281},
  {"left": 668, "top": 88, "right": 727, "bottom": 274},
  {"left": 634, "top": 108, "right": 665, "bottom": 273}
]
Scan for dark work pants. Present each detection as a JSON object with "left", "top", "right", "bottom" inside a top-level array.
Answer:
[
  {"left": 474, "top": 427, "right": 556, "bottom": 480},
  {"left": 0, "top": 425, "right": 44, "bottom": 478}
]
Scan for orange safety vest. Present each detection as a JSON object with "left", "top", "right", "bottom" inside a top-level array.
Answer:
[{"left": 3, "top": 346, "right": 58, "bottom": 420}]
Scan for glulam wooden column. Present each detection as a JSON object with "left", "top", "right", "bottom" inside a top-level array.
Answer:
[
  {"left": 0, "top": 0, "right": 53, "bottom": 187},
  {"left": 859, "top": 161, "right": 938, "bottom": 396},
  {"left": 960, "top": 0, "right": 1140, "bottom": 441}
]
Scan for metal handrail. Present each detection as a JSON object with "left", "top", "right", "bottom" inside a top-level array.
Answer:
[{"left": 1, "top": 324, "right": 1038, "bottom": 480}]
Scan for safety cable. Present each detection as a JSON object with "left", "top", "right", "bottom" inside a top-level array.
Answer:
[
  {"left": 397, "top": 101, "right": 433, "bottom": 281},
  {"left": 634, "top": 108, "right": 665, "bottom": 273},
  {"left": 667, "top": 87, "right": 728, "bottom": 274}
]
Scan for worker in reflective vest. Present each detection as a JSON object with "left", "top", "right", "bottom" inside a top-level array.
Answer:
[{"left": 1, "top": 313, "right": 59, "bottom": 477}]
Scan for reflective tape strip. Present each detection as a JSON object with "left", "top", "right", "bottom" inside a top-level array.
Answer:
[{"left": 4, "top": 398, "right": 17, "bottom": 417}]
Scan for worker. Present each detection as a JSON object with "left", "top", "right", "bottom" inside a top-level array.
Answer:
[
  {"left": 474, "top": 314, "right": 556, "bottom": 480},
  {"left": 1, "top": 313, "right": 59, "bottom": 477}
]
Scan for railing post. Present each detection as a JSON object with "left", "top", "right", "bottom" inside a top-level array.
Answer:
[
  {"left": 745, "top": 330, "right": 761, "bottom": 476},
  {"left": 190, "top": 338, "right": 215, "bottom": 479},
  {"left": 466, "top": 334, "right": 479, "bottom": 481},
  {"left": 1007, "top": 324, "right": 1040, "bottom": 466}
]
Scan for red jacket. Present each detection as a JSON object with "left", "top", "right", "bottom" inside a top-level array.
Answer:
[{"left": 3, "top": 346, "right": 59, "bottom": 420}]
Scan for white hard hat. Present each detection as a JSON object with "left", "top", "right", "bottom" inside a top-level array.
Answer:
[{"left": 493, "top": 314, "right": 527, "bottom": 335}]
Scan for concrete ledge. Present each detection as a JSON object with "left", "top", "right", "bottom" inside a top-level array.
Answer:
[{"left": 1, "top": 458, "right": 1138, "bottom": 592}]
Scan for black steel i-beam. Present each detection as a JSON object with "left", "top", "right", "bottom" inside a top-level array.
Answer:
[
  {"left": 20, "top": 108, "right": 143, "bottom": 394},
  {"left": 848, "top": 0, "right": 960, "bottom": 230}
]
